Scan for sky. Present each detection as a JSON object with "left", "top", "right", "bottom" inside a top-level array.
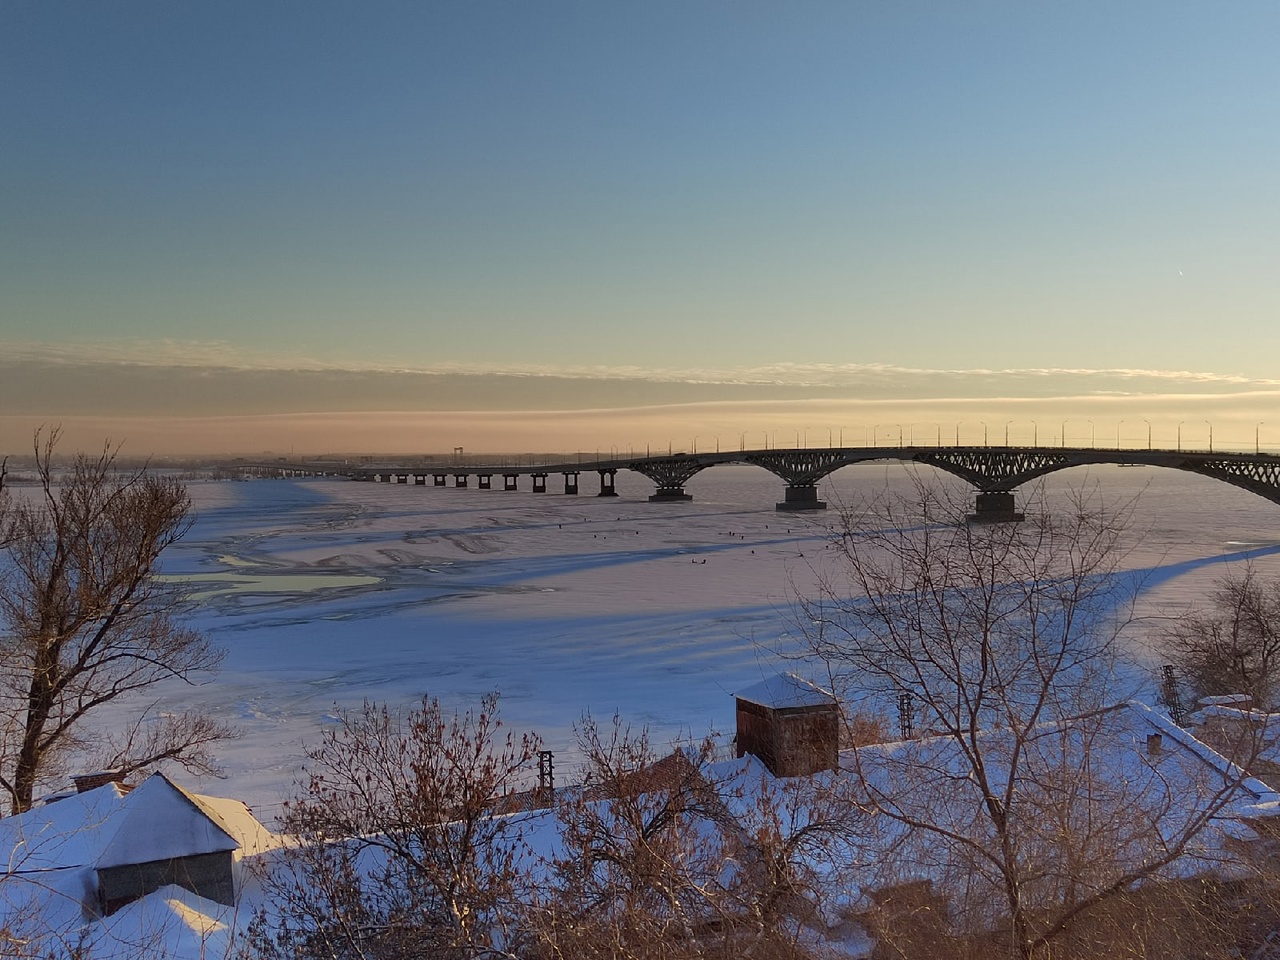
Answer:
[{"left": 3, "top": 2, "right": 1280, "bottom": 456}]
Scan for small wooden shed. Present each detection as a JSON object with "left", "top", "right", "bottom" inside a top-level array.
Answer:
[{"left": 735, "top": 673, "right": 840, "bottom": 778}]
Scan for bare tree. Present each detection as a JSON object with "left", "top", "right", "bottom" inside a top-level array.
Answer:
[
  {"left": 1161, "top": 564, "right": 1280, "bottom": 711},
  {"left": 0, "top": 428, "right": 228, "bottom": 814},
  {"left": 799, "top": 481, "right": 1265, "bottom": 959},
  {"left": 250, "top": 693, "right": 540, "bottom": 960},
  {"left": 529, "top": 716, "right": 855, "bottom": 959}
]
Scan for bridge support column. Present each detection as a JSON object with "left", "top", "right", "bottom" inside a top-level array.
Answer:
[
  {"left": 532, "top": 473, "right": 548, "bottom": 493},
  {"left": 967, "top": 491, "right": 1024, "bottom": 524},
  {"left": 649, "top": 486, "right": 693, "bottom": 502},
  {"left": 597, "top": 469, "right": 619, "bottom": 496},
  {"left": 563, "top": 472, "right": 579, "bottom": 494},
  {"left": 775, "top": 484, "right": 827, "bottom": 512},
  {"left": 503, "top": 474, "right": 519, "bottom": 491},
  {"left": 454, "top": 474, "right": 469, "bottom": 488},
  {"left": 433, "top": 474, "right": 447, "bottom": 486},
  {"left": 478, "top": 474, "right": 492, "bottom": 489}
]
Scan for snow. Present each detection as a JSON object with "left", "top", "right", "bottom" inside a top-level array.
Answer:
[
  {"left": 0, "top": 783, "right": 127, "bottom": 872},
  {"left": 120, "top": 461, "right": 1280, "bottom": 817},
  {"left": 96, "top": 776, "right": 239, "bottom": 869},
  {"left": 91, "top": 885, "right": 234, "bottom": 960},
  {"left": 735, "top": 672, "right": 836, "bottom": 709},
  {"left": 10, "top": 461, "right": 1280, "bottom": 957},
  {"left": 1199, "top": 693, "right": 1255, "bottom": 707}
]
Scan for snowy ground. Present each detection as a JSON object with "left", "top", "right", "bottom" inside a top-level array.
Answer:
[{"left": 100, "top": 461, "right": 1280, "bottom": 823}]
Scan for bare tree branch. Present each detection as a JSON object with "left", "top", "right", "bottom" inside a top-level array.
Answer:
[{"left": 0, "top": 427, "right": 227, "bottom": 813}]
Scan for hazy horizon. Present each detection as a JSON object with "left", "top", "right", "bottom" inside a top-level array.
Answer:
[{"left": 2, "top": 348, "right": 1280, "bottom": 457}]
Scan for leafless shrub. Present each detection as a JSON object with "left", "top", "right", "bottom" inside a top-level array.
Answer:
[
  {"left": 527, "top": 716, "right": 860, "bottom": 959},
  {"left": 247, "top": 693, "right": 540, "bottom": 960},
  {"left": 1161, "top": 564, "right": 1280, "bottom": 711}
]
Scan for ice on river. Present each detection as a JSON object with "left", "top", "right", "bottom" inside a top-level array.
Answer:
[{"left": 102, "top": 462, "right": 1280, "bottom": 821}]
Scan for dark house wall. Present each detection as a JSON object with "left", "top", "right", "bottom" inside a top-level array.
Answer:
[
  {"left": 736, "top": 698, "right": 839, "bottom": 778},
  {"left": 97, "top": 850, "right": 235, "bottom": 915}
]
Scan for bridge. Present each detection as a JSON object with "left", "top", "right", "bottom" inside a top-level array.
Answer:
[{"left": 313, "top": 446, "right": 1280, "bottom": 522}]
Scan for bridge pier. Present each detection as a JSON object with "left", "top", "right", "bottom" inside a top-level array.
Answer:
[
  {"left": 454, "top": 474, "right": 469, "bottom": 488},
  {"left": 433, "top": 474, "right": 447, "bottom": 486},
  {"left": 563, "top": 472, "right": 579, "bottom": 494},
  {"left": 967, "top": 491, "right": 1024, "bottom": 524},
  {"left": 478, "top": 474, "right": 492, "bottom": 489},
  {"left": 775, "top": 484, "right": 827, "bottom": 512},
  {"left": 649, "top": 486, "right": 693, "bottom": 502},
  {"left": 597, "top": 469, "right": 619, "bottom": 497},
  {"left": 532, "top": 473, "right": 548, "bottom": 493},
  {"left": 503, "top": 474, "right": 519, "bottom": 491}
]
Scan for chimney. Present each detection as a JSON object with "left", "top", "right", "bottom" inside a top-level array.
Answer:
[{"left": 72, "top": 770, "right": 127, "bottom": 794}]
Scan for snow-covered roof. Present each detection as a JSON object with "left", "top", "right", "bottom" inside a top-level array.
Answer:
[
  {"left": 735, "top": 672, "right": 836, "bottom": 709},
  {"left": 1199, "top": 694, "right": 1254, "bottom": 707},
  {"left": 96, "top": 775, "right": 242, "bottom": 869},
  {"left": 709, "top": 699, "right": 1279, "bottom": 905},
  {"left": 1, "top": 772, "right": 281, "bottom": 878},
  {"left": 0, "top": 782, "right": 128, "bottom": 873}
]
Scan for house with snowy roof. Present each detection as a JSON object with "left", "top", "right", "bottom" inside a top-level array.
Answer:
[
  {"left": 93, "top": 772, "right": 278, "bottom": 914},
  {"left": 0, "top": 771, "right": 281, "bottom": 941}
]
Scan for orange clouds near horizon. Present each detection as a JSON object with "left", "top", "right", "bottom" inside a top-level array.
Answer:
[{"left": 3, "top": 392, "right": 1277, "bottom": 459}]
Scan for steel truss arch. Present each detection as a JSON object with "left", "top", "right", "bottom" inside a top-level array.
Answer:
[
  {"left": 1180, "top": 457, "right": 1280, "bottom": 507},
  {"left": 627, "top": 457, "right": 709, "bottom": 496},
  {"left": 742, "top": 450, "right": 853, "bottom": 486},
  {"left": 912, "top": 450, "right": 1078, "bottom": 491}
]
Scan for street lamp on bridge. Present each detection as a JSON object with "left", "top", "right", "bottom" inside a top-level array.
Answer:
[
  {"left": 1143, "top": 419, "right": 1151, "bottom": 451},
  {"left": 1030, "top": 420, "right": 1038, "bottom": 446},
  {"left": 1205, "top": 420, "right": 1213, "bottom": 454},
  {"left": 981, "top": 421, "right": 988, "bottom": 447},
  {"left": 1258, "top": 422, "right": 1266, "bottom": 456},
  {"left": 1177, "top": 421, "right": 1185, "bottom": 453},
  {"left": 1088, "top": 420, "right": 1095, "bottom": 448},
  {"left": 1061, "top": 420, "right": 1068, "bottom": 448},
  {"left": 1004, "top": 420, "right": 1013, "bottom": 446}
]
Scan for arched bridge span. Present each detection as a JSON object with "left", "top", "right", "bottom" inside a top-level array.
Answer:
[{"left": 347, "top": 447, "right": 1280, "bottom": 521}]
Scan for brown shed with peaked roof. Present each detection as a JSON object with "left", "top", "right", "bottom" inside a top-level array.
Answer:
[{"left": 735, "top": 673, "right": 839, "bottom": 778}]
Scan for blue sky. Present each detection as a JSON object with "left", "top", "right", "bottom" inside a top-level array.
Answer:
[{"left": 3, "top": 3, "right": 1280, "bottom": 454}]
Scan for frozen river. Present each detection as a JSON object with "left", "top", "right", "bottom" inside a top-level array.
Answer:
[{"left": 129, "top": 462, "right": 1280, "bottom": 818}]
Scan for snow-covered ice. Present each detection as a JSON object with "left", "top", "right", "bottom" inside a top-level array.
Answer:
[{"left": 97, "top": 461, "right": 1280, "bottom": 821}]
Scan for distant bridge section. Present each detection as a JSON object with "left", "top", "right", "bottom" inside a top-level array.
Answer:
[{"left": 336, "top": 446, "right": 1280, "bottom": 522}]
